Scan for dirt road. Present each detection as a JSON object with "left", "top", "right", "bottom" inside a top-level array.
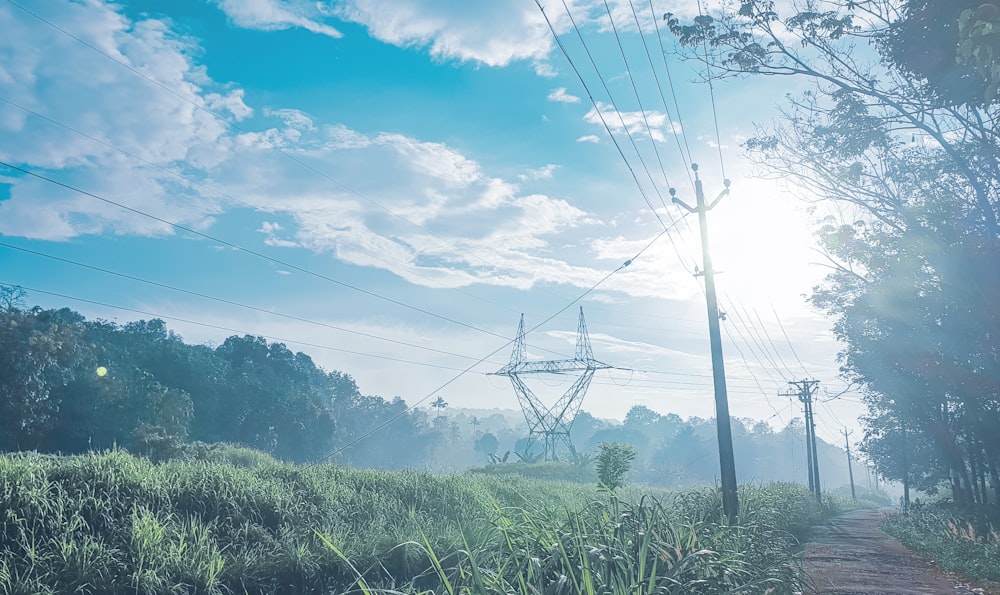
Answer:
[{"left": 801, "top": 509, "right": 985, "bottom": 594}]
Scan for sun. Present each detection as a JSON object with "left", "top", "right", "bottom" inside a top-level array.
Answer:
[{"left": 703, "top": 184, "right": 821, "bottom": 305}]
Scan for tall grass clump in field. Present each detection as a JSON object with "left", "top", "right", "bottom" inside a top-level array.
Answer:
[
  {"left": 0, "top": 449, "right": 596, "bottom": 593},
  {"left": 1, "top": 450, "right": 838, "bottom": 593},
  {"left": 331, "top": 482, "right": 838, "bottom": 594},
  {"left": 883, "top": 503, "right": 1000, "bottom": 582}
]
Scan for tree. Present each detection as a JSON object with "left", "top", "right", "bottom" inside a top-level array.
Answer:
[
  {"left": 596, "top": 441, "right": 637, "bottom": 490},
  {"left": 624, "top": 404, "right": 661, "bottom": 428},
  {"left": 957, "top": 3, "right": 1000, "bottom": 103},
  {"left": 430, "top": 396, "right": 448, "bottom": 419},
  {"left": 669, "top": 0, "right": 1000, "bottom": 503},
  {"left": 474, "top": 432, "right": 500, "bottom": 457},
  {"left": 0, "top": 306, "right": 89, "bottom": 450}
]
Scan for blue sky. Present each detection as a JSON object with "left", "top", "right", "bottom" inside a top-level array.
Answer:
[{"left": 0, "top": 0, "right": 864, "bottom": 444}]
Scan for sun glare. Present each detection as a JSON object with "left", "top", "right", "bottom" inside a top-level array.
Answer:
[{"left": 704, "top": 185, "right": 821, "bottom": 307}]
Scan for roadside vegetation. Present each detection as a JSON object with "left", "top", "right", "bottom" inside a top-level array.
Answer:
[
  {"left": 883, "top": 503, "right": 1000, "bottom": 583},
  {"left": 0, "top": 449, "right": 846, "bottom": 594}
]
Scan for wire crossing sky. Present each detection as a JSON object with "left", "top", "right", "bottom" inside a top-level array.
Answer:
[{"left": 0, "top": 0, "right": 863, "bottom": 443}]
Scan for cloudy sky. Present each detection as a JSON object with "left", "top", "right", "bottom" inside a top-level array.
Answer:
[{"left": 0, "top": 0, "right": 865, "bottom": 445}]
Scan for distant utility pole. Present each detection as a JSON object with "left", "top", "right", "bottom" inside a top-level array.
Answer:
[
  {"left": 672, "top": 163, "right": 738, "bottom": 523},
  {"left": 842, "top": 428, "right": 857, "bottom": 501},
  {"left": 782, "top": 379, "right": 821, "bottom": 503}
]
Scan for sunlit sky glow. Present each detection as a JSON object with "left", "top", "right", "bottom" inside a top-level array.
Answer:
[{"left": 0, "top": 0, "right": 864, "bottom": 445}]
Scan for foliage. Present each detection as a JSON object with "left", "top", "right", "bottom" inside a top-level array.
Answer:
[
  {"left": 668, "top": 1, "right": 1000, "bottom": 506},
  {"left": 596, "top": 441, "right": 637, "bottom": 490},
  {"left": 0, "top": 295, "right": 870, "bottom": 492},
  {"left": 470, "top": 460, "right": 594, "bottom": 483},
  {"left": 0, "top": 449, "right": 599, "bottom": 594},
  {"left": 957, "top": 3, "right": 1000, "bottom": 103},
  {"left": 0, "top": 450, "right": 844, "bottom": 594},
  {"left": 327, "top": 482, "right": 839, "bottom": 595},
  {"left": 0, "top": 297, "right": 437, "bottom": 467},
  {"left": 883, "top": 503, "right": 1000, "bottom": 581}
]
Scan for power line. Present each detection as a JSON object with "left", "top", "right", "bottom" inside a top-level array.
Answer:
[
  {"left": 5, "top": 0, "right": 460, "bottom": 257},
  {"left": 1, "top": 283, "right": 470, "bottom": 372},
  {"left": 0, "top": 94, "right": 519, "bottom": 314},
  {"left": 544, "top": 0, "right": 669, "bottom": 231},
  {"left": 309, "top": 226, "right": 670, "bottom": 464},
  {"left": 0, "top": 160, "right": 542, "bottom": 348},
  {"left": 4, "top": 276, "right": 780, "bottom": 393},
  {"left": 695, "top": 0, "right": 728, "bottom": 180},
  {"left": 603, "top": 0, "right": 675, "bottom": 200},
  {"left": 633, "top": 0, "right": 694, "bottom": 187},
  {"left": 751, "top": 305, "right": 797, "bottom": 377},
  {"left": 724, "top": 298, "right": 791, "bottom": 380},
  {"left": 540, "top": 0, "right": 701, "bottom": 277},
  {"left": 647, "top": 0, "right": 694, "bottom": 177},
  {"left": 719, "top": 322, "right": 786, "bottom": 424},
  {"left": 771, "top": 302, "right": 812, "bottom": 376},
  {"left": 0, "top": 241, "right": 498, "bottom": 365}
]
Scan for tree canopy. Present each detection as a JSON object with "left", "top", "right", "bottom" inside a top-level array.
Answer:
[
  {"left": 669, "top": 0, "right": 1000, "bottom": 505},
  {"left": 0, "top": 294, "right": 435, "bottom": 466}
]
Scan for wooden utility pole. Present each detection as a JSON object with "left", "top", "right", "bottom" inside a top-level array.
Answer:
[
  {"left": 782, "top": 380, "right": 821, "bottom": 503},
  {"left": 672, "top": 164, "right": 738, "bottom": 523},
  {"left": 843, "top": 428, "right": 857, "bottom": 501}
]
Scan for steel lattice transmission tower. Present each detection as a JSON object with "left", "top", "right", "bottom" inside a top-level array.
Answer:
[{"left": 490, "top": 308, "right": 611, "bottom": 461}]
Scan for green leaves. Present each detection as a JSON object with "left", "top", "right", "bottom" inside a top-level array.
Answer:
[{"left": 596, "top": 441, "right": 637, "bottom": 491}]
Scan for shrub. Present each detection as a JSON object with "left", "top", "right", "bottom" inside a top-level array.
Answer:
[{"left": 596, "top": 441, "right": 636, "bottom": 490}]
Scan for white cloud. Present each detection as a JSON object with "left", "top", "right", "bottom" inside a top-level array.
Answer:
[
  {"left": 0, "top": 0, "right": 695, "bottom": 301},
  {"left": 584, "top": 101, "right": 682, "bottom": 142},
  {"left": 211, "top": 0, "right": 342, "bottom": 37},
  {"left": 332, "top": 0, "right": 591, "bottom": 67},
  {"left": 519, "top": 164, "right": 559, "bottom": 181},
  {"left": 0, "top": 1, "right": 239, "bottom": 239},
  {"left": 547, "top": 87, "right": 580, "bottom": 103},
  {"left": 577, "top": 134, "right": 601, "bottom": 144}
]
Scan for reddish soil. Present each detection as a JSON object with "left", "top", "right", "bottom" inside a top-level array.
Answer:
[{"left": 801, "top": 509, "right": 987, "bottom": 595}]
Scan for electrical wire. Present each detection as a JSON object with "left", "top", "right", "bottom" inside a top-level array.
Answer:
[
  {"left": 542, "top": 0, "right": 669, "bottom": 232},
  {"left": 603, "top": 0, "right": 676, "bottom": 200},
  {"left": 0, "top": 94, "right": 521, "bottom": 317},
  {"left": 695, "top": 0, "right": 728, "bottom": 180},
  {"left": 5, "top": 0, "right": 461, "bottom": 257},
  {"left": 0, "top": 282, "right": 469, "bottom": 372},
  {"left": 0, "top": 160, "right": 566, "bottom": 357},
  {"left": 0, "top": 241, "right": 499, "bottom": 365},
  {"left": 541, "top": 0, "right": 703, "bottom": 277},
  {"left": 647, "top": 0, "right": 694, "bottom": 179},
  {"left": 771, "top": 302, "right": 813, "bottom": 376},
  {"left": 308, "top": 224, "right": 674, "bottom": 464}
]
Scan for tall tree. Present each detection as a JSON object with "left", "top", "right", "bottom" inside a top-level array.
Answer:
[{"left": 668, "top": 0, "right": 1000, "bottom": 501}]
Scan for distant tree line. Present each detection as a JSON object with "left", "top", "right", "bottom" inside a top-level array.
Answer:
[
  {"left": 0, "top": 286, "right": 435, "bottom": 466},
  {"left": 0, "top": 287, "right": 864, "bottom": 493}
]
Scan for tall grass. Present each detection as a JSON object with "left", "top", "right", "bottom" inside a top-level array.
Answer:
[
  {"left": 337, "top": 483, "right": 840, "bottom": 594},
  {"left": 0, "top": 450, "right": 839, "bottom": 594},
  {"left": 883, "top": 503, "right": 1000, "bottom": 582}
]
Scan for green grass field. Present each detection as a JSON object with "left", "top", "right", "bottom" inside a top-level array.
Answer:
[{"left": 0, "top": 448, "right": 845, "bottom": 594}]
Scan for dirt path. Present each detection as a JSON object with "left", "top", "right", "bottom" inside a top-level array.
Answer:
[{"left": 801, "top": 509, "right": 985, "bottom": 595}]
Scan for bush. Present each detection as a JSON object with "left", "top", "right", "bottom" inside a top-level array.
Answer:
[{"left": 596, "top": 441, "right": 636, "bottom": 490}]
